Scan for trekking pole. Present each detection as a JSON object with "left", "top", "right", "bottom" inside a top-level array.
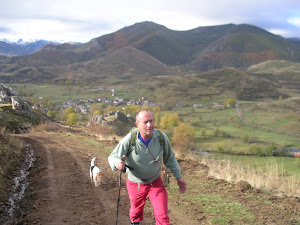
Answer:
[
  {"left": 116, "top": 158, "right": 134, "bottom": 225},
  {"left": 116, "top": 168, "right": 123, "bottom": 225}
]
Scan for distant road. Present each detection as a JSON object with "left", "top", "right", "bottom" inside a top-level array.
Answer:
[{"left": 235, "top": 103, "right": 300, "bottom": 138}]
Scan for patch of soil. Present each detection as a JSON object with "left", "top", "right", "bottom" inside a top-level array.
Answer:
[{"left": 4, "top": 132, "right": 300, "bottom": 224}]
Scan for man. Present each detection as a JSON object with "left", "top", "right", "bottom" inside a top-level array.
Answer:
[{"left": 108, "top": 109, "right": 187, "bottom": 225}]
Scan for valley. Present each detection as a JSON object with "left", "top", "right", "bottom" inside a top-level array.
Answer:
[{"left": 0, "top": 21, "right": 300, "bottom": 224}]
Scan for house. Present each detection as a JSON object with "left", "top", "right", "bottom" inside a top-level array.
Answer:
[
  {"left": 286, "top": 148, "right": 300, "bottom": 157},
  {"left": 194, "top": 104, "right": 203, "bottom": 108},
  {"left": 127, "top": 99, "right": 136, "bottom": 105},
  {"left": 174, "top": 103, "right": 185, "bottom": 107},
  {"left": 213, "top": 102, "right": 223, "bottom": 107}
]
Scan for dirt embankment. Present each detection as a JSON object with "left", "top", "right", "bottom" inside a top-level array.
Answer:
[{"left": 4, "top": 132, "right": 300, "bottom": 224}]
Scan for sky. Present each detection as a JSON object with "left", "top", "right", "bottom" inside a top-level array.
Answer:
[{"left": 0, "top": 0, "right": 300, "bottom": 43}]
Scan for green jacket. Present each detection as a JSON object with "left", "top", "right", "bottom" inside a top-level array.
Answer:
[{"left": 108, "top": 129, "right": 182, "bottom": 184}]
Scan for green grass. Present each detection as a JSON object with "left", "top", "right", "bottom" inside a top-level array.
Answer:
[
  {"left": 173, "top": 106, "right": 300, "bottom": 149},
  {"left": 9, "top": 82, "right": 300, "bottom": 181},
  {"left": 64, "top": 133, "right": 114, "bottom": 155},
  {"left": 11, "top": 84, "right": 111, "bottom": 104},
  {"left": 211, "top": 154, "right": 300, "bottom": 179},
  {"left": 168, "top": 176, "right": 256, "bottom": 224}
]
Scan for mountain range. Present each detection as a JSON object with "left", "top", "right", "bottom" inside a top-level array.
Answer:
[
  {"left": 0, "top": 39, "right": 65, "bottom": 56},
  {"left": 0, "top": 21, "right": 300, "bottom": 83}
]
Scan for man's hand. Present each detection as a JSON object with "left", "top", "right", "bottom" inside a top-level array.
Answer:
[
  {"left": 177, "top": 177, "right": 187, "bottom": 194},
  {"left": 115, "top": 155, "right": 126, "bottom": 170}
]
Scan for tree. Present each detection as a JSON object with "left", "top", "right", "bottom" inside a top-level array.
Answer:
[
  {"left": 93, "top": 109, "right": 101, "bottom": 116},
  {"left": 105, "top": 105, "right": 117, "bottom": 115},
  {"left": 172, "top": 122, "right": 195, "bottom": 155},
  {"left": 90, "top": 103, "right": 104, "bottom": 116},
  {"left": 63, "top": 107, "right": 76, "bottom": 119},
  {"left": 123, "top": 105, "right": 140, "bottom": 118},
  {"left": 67, "top": 113, "right": 77, "bottom": 125},
  {"left": 154, "top": 112, "right": 161, "bottom": 128},
  {"left": 47, "top": 110, "right": 56, "bottom": 119},
  {"left": 160, "top": 113, "right": 180, "bottom": 129},
  {"left": 227, "top": 99, "right": 236, "bottom": 108},
  {"left": 44, "top": 97, "right": 50, "bottom": 106}
]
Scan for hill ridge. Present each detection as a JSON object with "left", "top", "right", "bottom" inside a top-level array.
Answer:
[{"left": 1, "top": 21, "right": 300, "bottom": 82}]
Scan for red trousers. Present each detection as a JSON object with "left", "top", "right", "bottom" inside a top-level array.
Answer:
[{"left": 126, "top": 177, "right": 169, "bottom": 225}]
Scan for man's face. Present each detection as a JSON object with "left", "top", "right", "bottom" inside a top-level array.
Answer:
[{"left": 135, "top": 111, "right": 155, "bottom": 140}]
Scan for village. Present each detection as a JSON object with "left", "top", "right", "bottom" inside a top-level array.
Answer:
[{"left": 61, "top": 94, "right": 224, "bottom": 115}]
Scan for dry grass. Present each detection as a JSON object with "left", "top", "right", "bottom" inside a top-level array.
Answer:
[
  {"left": 0, "top": 128, "right": 25, "bottom": 202},
  {"left": 30, "top": 122, "right": 62, "bottom": 133},
  {"left": 85, "top": 122, "right": 121, "bottom": 141},
  {"left": 30, "top": 122, "right": 81, "bottom": 134},
  {"left": 200, "top": 157, "right": 300, "bottom": 197}
]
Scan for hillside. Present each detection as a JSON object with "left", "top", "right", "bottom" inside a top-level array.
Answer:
[
  {"left": 1, "top": 131, "right": 299, "bottom": 224},
  {"left": 0, "top": 83, "right": 49, "bottom": 132},
  {"left": 248, "top": 60, "right": 300, "bottom": 90},
  {"left": 1, "top": 22, "right": 300, "bottom": 83},
  {"left": 112, "top": 67, "right": 290, "bottom": 103}
]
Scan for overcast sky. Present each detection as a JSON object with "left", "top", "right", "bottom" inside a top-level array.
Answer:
[{"left": 1, "top": 0, "right": 299, "bottom": 43}]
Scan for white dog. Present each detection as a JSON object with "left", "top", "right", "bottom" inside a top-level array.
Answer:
[{"left": 90, "top": 157, "right": 103, "bottom": 187}]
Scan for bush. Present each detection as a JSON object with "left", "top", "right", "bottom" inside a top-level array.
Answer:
[
  {"left": 47, "top": 110, "right": 56, "bottom": 119},
  {"left": 123, "top": 105, "right": 140, "bottom": 118},
  {"left": 31, "top": 122, "right": 64, "bottom": 133},
  {"left": 172, "top": 122, "right": 194, "bottom": 155},
  {"left": 160, "top": 113, "right": 180, "bottom": 129},
  {"left": 154, "top": 112, "right": 161, "bottom": 128},
  {"left": 93, "top": 109, "right": 101, "bottom": 116},
  {"left": 249, "top": 143, "right": 264, "bottom": 156},
  {"left": 67, "top": 113, "right": 77, "bottom": 125},
  {"left": 265, "top": 144, "right": 276, "bottom": 156},
  {"left": 87, "top": 123, "right": 112, "bottom": 137},
  {"left": 216, "top": 144, "right": 226, "bottom": 153},
  {"left": 63, "top": 107, "right": 76, "bottom": 120},
  {"left": 213, "top": 128, "right": 221, "bottom": 137}
]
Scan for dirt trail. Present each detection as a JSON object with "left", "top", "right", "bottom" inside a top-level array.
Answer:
[
  {"left": 15, "top": 132, "right": 194, "bottom": 225},
  {"left": 10, "top": 132, "right": 300, "bottom": 225},
  {"left": 16, "top": 133, "right": 145, "bottom": 225}
]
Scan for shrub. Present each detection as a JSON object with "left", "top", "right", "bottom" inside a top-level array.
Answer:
[
  {"left": 213, "top": 128, "right": 222, "bottom": 137},
  {"left": 172, "top": 122, "right": 195, "bottom": 155},
  {"left": 243, "top": 134, "right": 249, "bottom": 143},
  {"left": 201, "top": 129, "right": 206, "bottom": 136},
  {"left": 154, "top": 112, "right": 161, "bottom": 128},
  {"left": 123, "top": 105, "right": 140, "bottom": 118},
  {"left": 63, "top": 107, "right": 76, "bottom": 120},
  {"left": 249, "top": 143, "right": 264, "bottom": 156},
  {"left": 160, "top": 113, "right": 180, "bottom": 129},
  {"left": 226, "top": 99, "right": 236, "bottom": 108},
  {"left": 93, "top": 109, "right": 102, "bottom": 116},
  {"left": 265, "top": 144, "right": 276, "bottom": 156},
  {"left": 216, "top": 144, "right": 226, "bottom": 153},
  {"left": 87, "top": 122, "right": 112, "bottom": 137},
  {"left": 47, "top": 110, "right": 56, "bottom": 119},
  {"left": 243, "top": 133, "right": 257, "bottom": 143},
  {"left": 31, "top": 122, "right": 63, "bottom": 133},
  {"left": 67, "top": 113, "right": 77, "bottom": 125}
]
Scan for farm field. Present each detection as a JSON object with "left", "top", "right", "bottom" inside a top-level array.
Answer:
[{"left": 9, "top": 82, "right": 300, "bottom": 183}]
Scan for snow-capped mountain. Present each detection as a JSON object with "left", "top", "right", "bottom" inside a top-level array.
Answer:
[{"left": 0, "top": 39, "right": 82, "bottom": 56}]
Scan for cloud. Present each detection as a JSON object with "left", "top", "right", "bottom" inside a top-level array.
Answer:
[
  {"left": 0, "top": 26, "right": 12, "bottom": 33},
  {"left": 0, "top": 0, "right": 299, "bottom": 42},
  {"left": 288, "top": 17, "right": 300, "bottom": 27}
]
